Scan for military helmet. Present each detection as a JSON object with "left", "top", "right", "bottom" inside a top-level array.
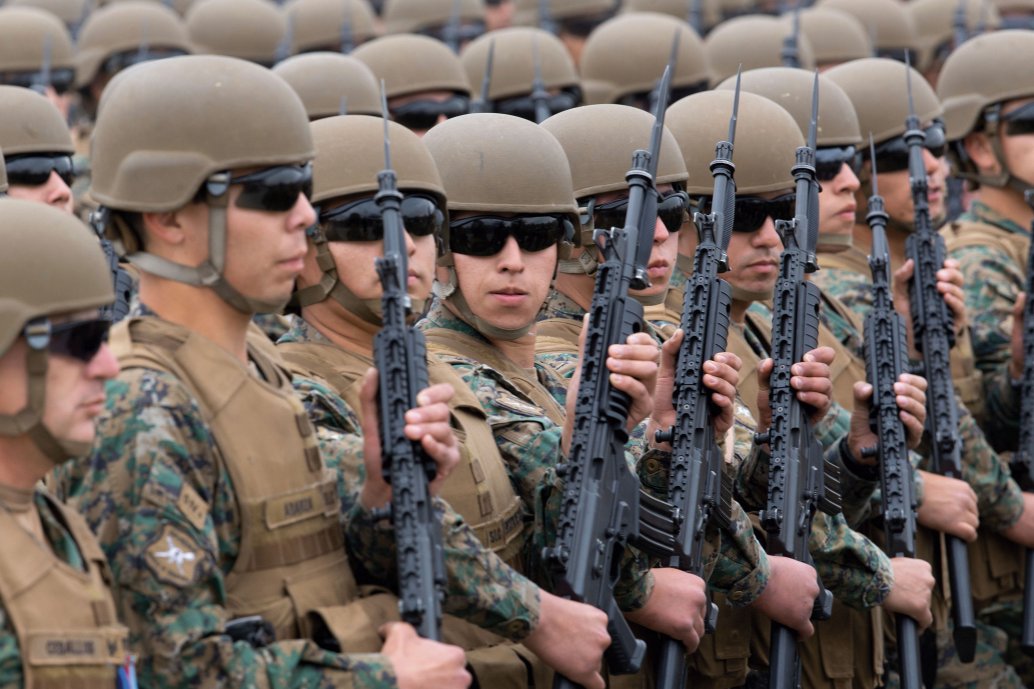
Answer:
[
  {"left": 797, "top": 7, "right": 872, "bottom": 67},
  {"left": 513, "top": 0, "right": 616, "bottom": 28},
  {"left": 704, "top": 15, "right": 815, "bottom": 85},
  {"left": 619, "top": 0, "right": 722, "bottom": 33},
  {"left": 825, "top": 58, "right": 943, "bottom": 146},
  {"left": 580, "top": 13, "right": 709, "bottom": 105},
  {"left": 353, "top": 34, "right": 472, "bottom": 99},
  {"left": 382, "top": 0, "right": 485, "bottom": 36},
  {"left": 815, "top": 0, "right": 918, "bottom": 62},
  {"left": 667, "top": 89, "right": 802, "bottom": 195},
  {"left": 0, "top": 8, "right": 75, "bottom": 81},
  {"left": 460, "top": 27, "right": 578, "bottom": 101},
  {"left": 908, "top": 0, "right": 1000, "bottom": 73},
  {"left": 0, "top": 146, "right": 8, "bottom": 194},
  {"left": 98, "top": 0, "right": 193, "bottom": 17},
  {"left": 75, "top": 2, "right": 191, "bottom": 88},
  {"left": 283, "top": 0, "right": 378, "bottom": 53},
  {"left": 273, "top": 52, "right": 381, "bottom": 118},
  {"left": 186, "top": 0, "right": 288, "bottom": 65},
  {"left": 7, "top": 0, "right": 89, "bottom": 34},
  {"left": 0, "top": 86, "right": 75, "bottom": 156},
  {"left": 716, "top": 67, "right": 861, "bottom": 147}
]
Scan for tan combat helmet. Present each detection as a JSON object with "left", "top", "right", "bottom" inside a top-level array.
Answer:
[
  {"left": 423, "top": 113, "right": 577, "bottom": 339},
  {"left": 7, "top": 0, "right": 89, "bottom": 36},
  {"left": 273, "top": 53, "right": 380, "bottom": 119},
  {"left": 98, "top": 0, "right": 193, "bottom": 17},
  {"left": 0, "top": 86, "right": 75, "bottom": 158},
  {"left": 513, "top": 0, "right": 615, "bottom": 25},
  {"left": 704, "top": 14, "right": 815, "bottom": 85},
  {"left": 938, "top": 29, "right": 1034, "bottom": 189},
  {"left": 815, "top": 0, "right": 918, "bottom": 63},
  {"left": 186, "top": 0, "right": 288, "bottom": 65},
  {"left": 0, "top": 198, "right": 114, "bottom": 461},
  {"left": 460, "top": 26, "right": 580, "bottom": 117},
  {"left": 90, "top": 55, "right": 313, "bottom": 314},
  {"left": 0, "top": 146, "right": 7, "bottom": 194},
  {"left": 908, "top": 0, "right": 1000, "bottom": 74},
  {"left": 0, "top": 7, "right": 76, "bottom": 92},
  {"left": 619, "top": 0, "right": 722, "bottom": 34},
  {"left": 353, "top": 34, "right": 472, "bottom": 99},
  {"left": 796, "top": 7, "right": 872, "bottom": 68},
  {"left": 295, "top": 115, "right": 447, "bottom": 321},
  {"left": 990, "top": 0, "right": 1034, "bottom": 28},
  {"left": 382, "top": 0, "right": 486, "bottom": 49},
  {"left": 283, "top": 0, "right": 378, "bottom": 53},
  {"left": 75, "top": 2, "right": 191, "bottom": 91},
  {"left": 580, "top": 12, "right": 709, "bottom": 107}
]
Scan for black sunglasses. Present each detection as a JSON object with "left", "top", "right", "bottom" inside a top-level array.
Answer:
[
  {"left": 228, "top": 164, "right": 313, "bottom": 212},
  {"left": 695, "top": 193, "right": 797, "bottom": 233},
  {"left": 865, "top": 122, "right": 947, "bottom": 174},
  {"left": 319, "top": 193, "right": 445, "bottom": 242},
  {"left": 494, "top": 88, "right": 580, "bottom": 122},
  {"left": 2, "top": 67, "right": 75, "bottom": 95},
  {"left": 449, "top": 214, "right": 569, "bottom": 256},
  {"left": 421, "top": 20, "right": 486, "bottom": 45},
  {"left": 390, "top": 95, "right": 469, "bottom": 131},
  {"left": 26, "top": 318, "right": 111, "bottom": 363},
  {"left": 102, "top": 47, "right": 189, "bottom": 77},
  {"left": 617, "top": 80, "right": 710, "bottom": 112},
  {"left": 590, "top": 190, "right": 689, "bottom": 235},
  {"left": 1003, "top": 101, "right": 1034, "bottom": 137},
  {"left": 815, "top": 145, "right": 863, "bottom": 182},
  {"left": 5, "top": 154, "right": 75, "bottom": 187}
]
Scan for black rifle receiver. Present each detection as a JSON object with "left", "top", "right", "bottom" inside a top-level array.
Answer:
[
  {"left": 901, "top": 57, "right": 977, "bottom": 663},
  {"left": 543, "top": 61, "right": 677, "bottom": 689},
  {"left": 1014, "top": 190, "right": 1034, "bottom": 655},
  {"left": 651, "top": 69, "right": 741, "bottom": 689},
  {"left": 372, "top": 85, "right": 447, "bottom": 641},
  {"left": 756, "top": 72, "right": 842, "bottom": 689},
  {"left": 864, "top": 135, "right": 922, "bottom": 689}
]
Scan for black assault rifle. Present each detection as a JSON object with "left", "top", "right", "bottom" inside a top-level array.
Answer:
[
  {"left": 863, "top": 135, "right": 922, "bottom": 689},
  {"left": 543, "top": 62, "right": 678, "bottom": 689},
  {"left": 901, "top": 60, "right": 976, "bottom": 663},
  {"left": 1013, "top": 190, "right": 1034, "bottom": 654},
  {"left": 756, "top": 73, "right": 842, "bottom": 689},
  {"left": 651, "top": 71, "right": 741, "bottom": 689},
  {"left": 372, "top": 87, "right": 446, "bottom": 640}
]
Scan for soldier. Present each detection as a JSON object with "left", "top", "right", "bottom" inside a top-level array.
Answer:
[
  {"left": 6, "top": 0, "right": 90, "bottom": 37},
  {"left": 619, "top": 0, "right": 723, "bottom": 35},
  {"left": 510, "top": 0, "right": 616, "bottom": 67},
  {"left": 815, "top": 0, "right": 920, "bottom": 64},
  {"left": 281, "top": 0, "right": 378, "bottom": 54},
  {"left": 0, "top": 7, "right": 76, "bottom": 118},
  {"left": 795, "top": 7, "right": 871, "bottom": 71},
  {"left": 0, "top": 86, "right": 75, "bottom": 213},
  {"left": 58, "top": 55, "right": 477, "bottom": 689},
  {"left": 353, "top": 34, "right": 472, "bottom": 136},
  {"left": 273, "top": 53, "right": 381, "bottom": 120},
  {"left": 484, "top": 0, "right": 513, "bottom": 32},
  {"left": 703, "top": 14, "right": 816, "bottom": 85},
  {"left": 908, "top": 0, "right": 999, "bottom": 89},
  {"left": 824, "top": 55, "right": 1034, "bottom": 689},
  {"left": 381, "top": 0, "right": 486, "bottom": 50},
  {"left": 185, "top": 0, "right": 289, "bottom": 66},
  {"left": 0, "top": 199, "right": 131, "bottom": 689}
]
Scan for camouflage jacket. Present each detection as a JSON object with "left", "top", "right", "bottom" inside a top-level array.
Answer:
[{"left": 813, "top": 260, "right": 1025, "bottom": 531}]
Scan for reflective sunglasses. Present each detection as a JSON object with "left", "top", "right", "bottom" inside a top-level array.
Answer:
[
  {"left": 390, "top": 95, "right": 469, "bottom": 131},
  {"left": 449, "top": 214, "right": 568, "bottom": 256},
  {"left": 815, "top": 145, "right": 863, "bottom": 182},
  {"left": 5, "top": 154, "right": 75, "bottom": 187},
  {"left": 590, "top": 190, "right": 689, "bottom": 235},
  {"left": 494, "top": 88, "right": 581, "bottom": 121},
  {"left": 1003, "top": 101, "right": 1034, "bottom": 137},
  {"left": 319, "top": 193, "right": 445, "bottom": 242},
  {"left": 695, "top": 193, "right": 797, "bottom": 233},
  {"left": 229, "top": 164, "right": 313, "bottom": 212},
  {"left": 866, "top": 122, "right": 947, "bottom": 173},
  {"left": 3, "top": 67, "right": 75, "bottom": 94},
  {"left": 26, "top": 318, "right": 111, "bottom": 363}
]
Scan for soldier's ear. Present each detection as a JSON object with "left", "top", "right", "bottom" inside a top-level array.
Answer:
[{"left": 962, "top": 131, "right": 998, "bottom": 174}]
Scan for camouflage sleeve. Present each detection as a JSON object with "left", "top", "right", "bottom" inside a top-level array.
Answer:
[
  {"left": 982, "top": 362, "right": 1022, "bottom": 448},
  {"left": 0, "top": 605, "right": 22, "bottom": 689},
  {"left": 293, "top": 375, "right": 541, "bottom": 641},
  {"left": 950, "top": 243, "right": 1022, "bottom": 378},
  {"left": 810, "top": 511, "right": 894, "bottom": 609},
  {"left": 68, "top": 369, "right": 395, "bottom": 689},
  {"left": 810, "top": 268, "right": 874, "bottom": 315},
  {"left": 955, "top": 397, "right": 1024, "bottom": 531}
]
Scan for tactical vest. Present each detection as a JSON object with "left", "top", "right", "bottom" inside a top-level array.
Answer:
[
  {"left": 277, "top": 338, "right": 525, "bottom": 565},
  {"left": 0, "top": 492, "right": 130, "bottom": 689}
]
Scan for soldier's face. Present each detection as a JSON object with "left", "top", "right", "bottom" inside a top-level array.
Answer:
[
  {"left": 866, "top": 147, "right": 947, "bottom": 227},
  {"left": 998, "top": 97, "right": 1034, "bottom": 186},
  {"left": 722, "top": 191, "right": 785, "bottom": 297},
  {"left": 7, "top": 170, "right": 74, "bottom": 215},
  {"left": 817, "top": 161, "right": 860, "bottom": 243}
]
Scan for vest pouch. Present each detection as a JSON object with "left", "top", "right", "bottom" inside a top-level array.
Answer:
[
  {"left": 968, "top": 528, "right": 1023, "bottom": 605},
  {"left": 686, "top": 597, "right": 750, "bottom": 688},
  {"left": 310, "top": 586, "right": 402, "bottom": 653},
  {"left": 287, "top": 551, "right": 361, "bottom": 641}
]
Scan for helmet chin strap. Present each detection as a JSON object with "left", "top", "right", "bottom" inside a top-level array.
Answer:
[
  {"left": 124, "top": 173, "right": 288, "bottom": 316},
  {"left": 0, "top": 320, "right": 91, "bottom": 464},
  {"left": 433, "top": 267, "right": 534, "bottom": 341}
]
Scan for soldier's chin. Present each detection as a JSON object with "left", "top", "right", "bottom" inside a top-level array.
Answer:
[
  {"left": 816, "top": 234, "right": 854, "bottom": 254},
  {"left": 730, "top": 284, "right": 774, "bottom": 304}
]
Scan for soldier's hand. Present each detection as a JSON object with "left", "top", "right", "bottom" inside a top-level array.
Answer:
[
  {"left": 379, "top": 622, "right": 471, "bottom": 689},
  {"left": 755, "top": 346, "right": 835, "bottom": 436},
  {"left": 893, "top": 258, "right": 968, "bottom": 356},
  {"left": 1000, "top": 492, "right": 1034, "bottom": 549},
  {"left": 847, "top": 374, "right": 927, "bottom": 461},
  {"left": 357, "top": 369, "right": 461, "bottom": 510},
  {"left": 624, "top": 568, "right": 707, "bottom": 653},
  {"left": 751, "top": 555, "right": 820, "bottom": 639},
  {"left": 884, "top": 557, "right": 934, "bottom": 632},
  {"left": 1009, "top": 293, "right": 1025, "bottom": 381},
  {"left": 915, "top": 470, "right": 979, "bottom": 542},
  {"left": 522, "top": 591, "right": 609, "bottom": 689},
  {"left": 606, "top": 331, "right": 660, "bottom": 432}
]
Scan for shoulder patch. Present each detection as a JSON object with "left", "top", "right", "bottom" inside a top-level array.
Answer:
[
  {"left": 145, "top": 524, "right": 201, "bottom": 587},
  {"left": 494, "top": 392, "right": 542, "bottom": 417}
]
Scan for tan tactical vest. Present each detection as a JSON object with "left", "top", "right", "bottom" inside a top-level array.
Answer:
[
  {"left": 0, "top": 492, "right": 130, "bottom": 689},
  {"left": 276, "top": 338, "right": 525, "bottom": 564}
]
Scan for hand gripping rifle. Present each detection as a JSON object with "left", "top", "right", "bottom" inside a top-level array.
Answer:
[
  {"left": 1013, "top": 190, "right": 1034, "bottom": 655},
  {"left": 755, "top": 73, "right": 842, "bottom": 689},
  {"left": 901, "top": 60, "right": 976, "bottom": 663},
  {"left": 543, "top": 62, "right": 677, "bottom": 689},
  {"left": 651, "top": 70, "right": 741, "bottom": 689},
  {"left": 371, "top": 87, "right": 447, "bottom": 640},
  {"left": 863, "top": 135, "right": 922, "bottom": 689}
]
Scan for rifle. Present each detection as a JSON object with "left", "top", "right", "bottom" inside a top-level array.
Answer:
[
  {"left": 538, "top": 0, "right": 558, "bottom": 35},
  {"left": 88, "top": 208, "right": 133, "bottom": 323},
  {"left": 530, "top": 34, "right": 551, "bottom": 124},
  {"left": 687, "top": 0, "right": 703, "bottom": 34},
  {"left": 901, "top": 58, "right": 976, "bottom": 663},
  {"left": 863, "top": 135, "right": 922, "bottom": 689},
  {"left": 1013, "top": 190, "right": 1034, "bottom": 654},
  {"left": 339, "top": 0, "right": 354, "bottom": 53},
  {"left": 543, "top": 62, "right": 677, "bottom": 689},
  {"left": 30, "top": 36, "right": 52, "bottom": 96},
  {"left": 468, "top": 39, "right": 495, "bottom": 114},
  {"left": 952, "top": 0, "right": 969, "bottom": 50},
  {"left": 274, "top": 14, "right": 294, "bottom": 64},
  {"left": 443, "top": 0, "right": 462, "bottom": 53},
  {"left": 781, "top": 3, "right": 801, "bottom": 68},
  {"left": 372, "top": 86, "right": 446, "bottom": 640},
  {"left": 755, "top": 73, "right": 842, "bottom": 689},
  {"left": 651, "top": 71, "right": 741, "bottom": 689}
]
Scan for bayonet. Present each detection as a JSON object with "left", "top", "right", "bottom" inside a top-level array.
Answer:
[
  {"left": 530, "top": 34, "right": 551, "bottom": 124},
  {"left": 781, "top": 1, "right": 801, "bottom": 68},
  {"left": 469, "top": 39, "right": 495, "bottom": 114}
]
